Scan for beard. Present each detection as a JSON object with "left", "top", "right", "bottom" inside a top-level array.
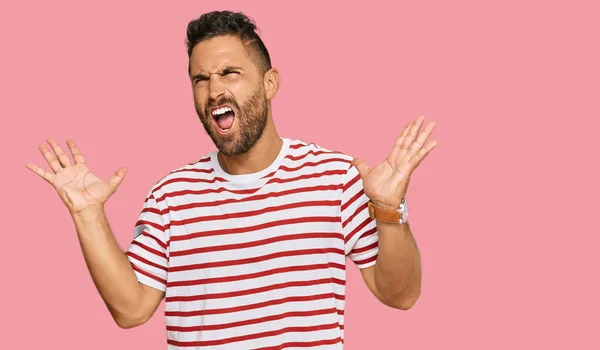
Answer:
[{"left": 196, "top": 85, "right": 269, "bottom": 157}]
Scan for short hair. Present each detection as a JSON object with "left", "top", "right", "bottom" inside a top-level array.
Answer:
[{"left": 185, "top": 11, "right": 272, "bottom": 74}]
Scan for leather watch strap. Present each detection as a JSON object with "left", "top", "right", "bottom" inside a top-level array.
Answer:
[{"left": 367, "top": 201, "right": 402, "bottom": 224}]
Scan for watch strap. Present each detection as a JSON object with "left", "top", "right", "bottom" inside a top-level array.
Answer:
[{"left": 367, "top": 201, "right": 403, "bottom": 224}]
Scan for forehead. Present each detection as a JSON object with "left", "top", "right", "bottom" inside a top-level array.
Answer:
[{"left": 190, "top": 35, "right": 254, "bottom": 74}]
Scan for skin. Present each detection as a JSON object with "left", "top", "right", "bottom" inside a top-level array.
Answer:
[
  {"left": 25, "top": 33, "right": 437, "bottom": 329},
  {"left": 189, "top": 34, "right": 283, "bottom": 176},
  {"left": 352, "top": 116, "right": 438, "bottom": 309},
  {"left": 25, "top": 140, "right": 162, "bottom": 328}
]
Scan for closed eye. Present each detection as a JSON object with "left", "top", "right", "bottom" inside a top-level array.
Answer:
[
  {"left": 191, "top": 67, "right": 242, "bottom": 84},
  {"left": 222, "top": 66, "right": 244, "bottom": 75},
  {"left": 193, "top": 75, "right": 208, "bottom": 85}
]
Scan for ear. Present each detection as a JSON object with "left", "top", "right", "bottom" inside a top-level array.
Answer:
[{"left": 263, "top": 68, "right": 280, "bottom": 100}]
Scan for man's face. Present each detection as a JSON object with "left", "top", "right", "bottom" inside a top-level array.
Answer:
[{"left": 189, "top": 35, "right": 269, "bottom": 156}]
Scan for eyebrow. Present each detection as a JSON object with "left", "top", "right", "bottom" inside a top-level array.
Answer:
[{"left": 191, "top": 66, "right": 245, "bottom": 81}]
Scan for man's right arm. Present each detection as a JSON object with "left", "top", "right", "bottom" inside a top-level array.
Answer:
[
  {"left": 72, "top": 205, "right": 164, "bottom": 329},
  {"left": 26, "top": 138, "right": 165, "bottom": 328}
]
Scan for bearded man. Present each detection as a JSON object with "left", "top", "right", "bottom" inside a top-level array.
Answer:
[{"left": 26, "top": 10, "right": 438, "bottom": 350}]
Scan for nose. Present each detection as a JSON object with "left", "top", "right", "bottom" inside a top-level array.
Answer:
[{"left": 208, "top": 75, "right": 225, "bottom": 101}]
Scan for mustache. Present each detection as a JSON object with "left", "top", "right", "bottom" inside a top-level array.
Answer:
[{"left": 205, "top": 97, "right": 239, "bottom": 114}]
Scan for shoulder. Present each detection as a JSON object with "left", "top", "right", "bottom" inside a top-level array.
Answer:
[
  {"left": 282, "top": 138, "right": 361, "bottom": 190},
  {"left": 144, "top": 153, "right": 216, "bottom": 198},
  {"left": 285, "top": 137, "right": 355, "bottom": 167}
]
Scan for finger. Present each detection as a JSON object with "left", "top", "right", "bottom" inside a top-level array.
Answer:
[
  {"left": 39, "top": 144, "right": 63, "bottom": 173},
  {"left": 401, "top": 115, "right": 425, "bottom": 150},
  {"left": 394, "top": 119, "right": 414, "bottom": 150},
  {"left": 47, "top": 138, "right": 72, "bottom": 168},
  {"left": 25, "top": 163, "right": 55, "bottom": 184},
  {"left": 66, "top": 139, "right": 86, "bottom": 164},
  {"left": 408, "top": 121, "right": 436, "bottom": 156},
  {"left": 416, "top": 140, "right": 438, "bottom": 163},
  {"left": 351, "top": 158, "right": 370, "bottom": 178},
  {"left": 107, "top": 167, "right": 129, "bottom": 191}
]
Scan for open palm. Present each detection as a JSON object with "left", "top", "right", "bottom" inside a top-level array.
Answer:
[
  {"left": 352, "top": 116, "right": 437, "bottom": 210},
  {"left": 26, "top": 138, "right": 129, "bottom": 215}
]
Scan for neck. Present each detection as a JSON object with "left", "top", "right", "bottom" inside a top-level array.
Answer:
[{"left": 217, "top": 115, "right": 282, "bottom": 175}]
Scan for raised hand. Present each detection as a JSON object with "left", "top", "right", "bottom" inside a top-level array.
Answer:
[
  {"left": 352, "top": 115, "right": 438, "bottom": 210},
  {"left": 26, "top": 138, "right": 129, "bottom": 215}
]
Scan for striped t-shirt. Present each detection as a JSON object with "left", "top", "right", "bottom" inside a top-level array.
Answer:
[{"left": 126, "top": 137, "right": 379, "bottom": 349}]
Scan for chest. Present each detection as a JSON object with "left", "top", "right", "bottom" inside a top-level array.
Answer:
[{"left": 165, "top": 180, "right": 345, "bottom": 279}]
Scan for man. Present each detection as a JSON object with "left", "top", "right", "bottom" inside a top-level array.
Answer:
[{"left": 26, "top": 10, "right": 437, "bottom": 349}]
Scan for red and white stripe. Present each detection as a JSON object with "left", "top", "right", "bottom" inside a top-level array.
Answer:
[{"left": 127, "top": 138, "right": 379, "bottom": 349}]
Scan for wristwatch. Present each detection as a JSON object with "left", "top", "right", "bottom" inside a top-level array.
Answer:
[{"left": 367, "top": 198, "right": 409, "bottom": 224}]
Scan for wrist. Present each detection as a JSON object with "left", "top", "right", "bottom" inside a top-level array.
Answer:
[
  {"left": 372, "top": 200, "right": 400, "bottom": 211},
  {"left": 368, "top": 198, "right": 409, "bottom": 225},
  {"left": 72, "top": 204, "right": 106, "bottom": 223}
]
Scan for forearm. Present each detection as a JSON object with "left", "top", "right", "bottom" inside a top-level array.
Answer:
[
  {"left": 373, "top": 221, "right": 421, "bottom": 309},
  {"left": 71, "top": 206, "right": 146, "bottom": 325}
]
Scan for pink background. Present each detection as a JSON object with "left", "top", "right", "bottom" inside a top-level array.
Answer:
[{"left": 1, "top": 0, "right": 599, "bottom": 349}]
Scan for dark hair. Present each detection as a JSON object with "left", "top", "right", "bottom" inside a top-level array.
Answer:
[{"left": 185, "top": 11, "right": 272, "bottom": 74}]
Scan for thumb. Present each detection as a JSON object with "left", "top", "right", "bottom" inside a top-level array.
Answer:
[
  {"left": 352, "top": 158, "right": 370, "bottom": 178},
  {"left": 108, "top": 166, "right": 129, "bottom": 191}
]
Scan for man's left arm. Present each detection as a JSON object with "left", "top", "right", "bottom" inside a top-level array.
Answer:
[
  {"left": 351, "top": 115, "right": 437, "bottom": 310},
  {"left": 360, "top": 221, "right": 421, "bottom": 310}
]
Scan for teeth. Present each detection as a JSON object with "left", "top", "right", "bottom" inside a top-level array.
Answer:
[{"left": 212, "top": 106, "right": 232, "bottom": 117}]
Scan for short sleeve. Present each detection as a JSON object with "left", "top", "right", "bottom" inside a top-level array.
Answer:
[
  {"left": 126, "top": 189, "right": 169, "bottom": 292},
  {"left": 340, "top": 164, "right": 379, "bottom": 269}
]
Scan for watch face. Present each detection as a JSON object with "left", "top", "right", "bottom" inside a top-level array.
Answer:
[{"left": 402, "top": 199, "right": 409, "bottom": 221}]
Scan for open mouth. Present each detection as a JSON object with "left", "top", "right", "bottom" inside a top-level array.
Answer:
[{"left": 210, "top": 106, "right": 236, "bottom": 134}]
